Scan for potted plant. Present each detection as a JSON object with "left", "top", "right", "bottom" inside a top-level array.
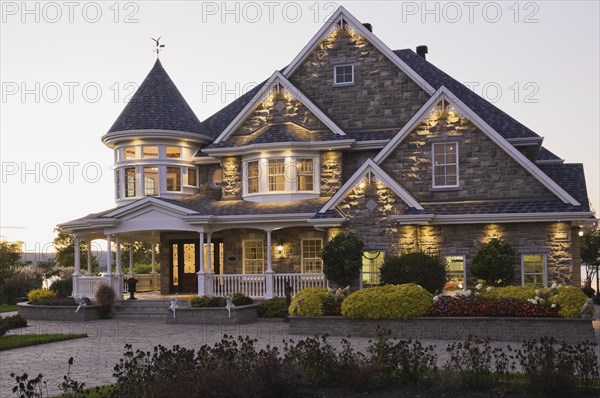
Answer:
[
  {"left": 94, "top": 283, "right": 115, "bottom": 318},
  {"left": 126, "top": 275, "right": 139, "bottom": 300}
]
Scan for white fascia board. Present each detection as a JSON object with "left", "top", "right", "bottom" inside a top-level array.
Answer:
[
  {"left": 101, "top": 129, "right": 212, "bottom": 147},
  {"left": 56, "top": 218, "right": 120, "bottom": 233},
  {"left": 352, "top": 139, "right": 391, "bottom": 150},
  {"left": 104, "top": 197, "right": 195, "bottom": 218},
  {"left": 282, "top": 6, "right": 435, "bottom": 95},
  {"left": 213, "top": 71, "right": 346, "bottom": 144},
  {"left": 203, "top": 139, "right": 355, "bottom": 156},
  {"left": 374, "top": 86, "right": 580, "bottom": 206},
  {"left": 319, "top": 159, "right": 423, "bottom": 213},
  {"left": 390, "top": 212, "right": 596, "bottom": 225}
]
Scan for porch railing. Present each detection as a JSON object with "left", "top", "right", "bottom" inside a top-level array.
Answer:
[
  {"left": 212, "top": 274, "right": 266, "bottom": 298},
  {"left": 74, "top": 275, "right": 108, "bottom": 299},
  {"left": 273, "top": 273, "right": 328, "bottom": 297}
]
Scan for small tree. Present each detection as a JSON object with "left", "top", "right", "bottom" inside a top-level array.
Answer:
[
  {"left": 321, "top": 233, "right": 364, "bottom": 287},
  {"left": 53, "top": 233, "right": 98, "bottom": 271},
  {"left": 581, "top": 227, "right": 600, "bottom": 303},
  {"left": 380, "top": 252, "right": 447, "bottom": 294},
  {"left": 470, "top": 238, "right": 515, "bottom": 287}
]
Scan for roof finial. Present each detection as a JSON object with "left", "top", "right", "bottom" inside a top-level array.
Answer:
[{"left": 151, "top": 37, "right": 165, "bottom": 58}]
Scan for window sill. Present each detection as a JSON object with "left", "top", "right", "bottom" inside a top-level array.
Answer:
[
  {"left": 429, "top": 186, "right": 462, "bottom": 192},
  {"left": 333, "top": 82, "right": 355, "bottom": 87}
]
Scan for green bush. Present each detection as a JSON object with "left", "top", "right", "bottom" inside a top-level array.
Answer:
[
  {"left": 341, "top": 284, "right": 432, "bottom": 320},
  {"left": 257, "top": 297, "right": 288, "bottom": 318},
  {"left": 27, "top": 288, "right": 56, "bottom": 303},
  {"left": 49, "top": 278, "right": 72, "bottom": 298},
  {"left": 0, "top": 314, "right": 27, "bottom": 336},
  {"left": 380, "top": 252, "right": 446, "bottom": 294},
  {"left": 548, "top": 286, "right": 588, "bottom": 318},
  {"left": 479, "top": 286, "right": 539, "bottom": 302},
  {"left": 190, "top": 296, "right": 226, "bottom": 307},
  {"left": 289, "top": 287, "right": 329, "bottom": 317},
  {"left": 94, "top": 283, "right": 115, "bottom": 310},
  {"left": 322, "top": 233, "right": 364, "bottom": 286},
  {"left": 127, "top": 263, "right": 161, "bottom": 274},
  {"left": 0, "top": 267, "right": 43, "bottom": 304},
  {"left": 232, "top": 292, "right": 253, "bottom": 306},
  {"left": 470, "top": 238, "right": 516, "bottom": 286}
]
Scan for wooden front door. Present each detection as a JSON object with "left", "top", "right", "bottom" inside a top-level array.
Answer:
[{"left": 170, "top": 240, "right": 198, "bottom": 293}]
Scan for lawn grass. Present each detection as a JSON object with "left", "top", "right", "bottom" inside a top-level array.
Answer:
[
  {"left": 0, "top": 333, "right": 87, "bottom": 351},
  {"left": 0, "top": 304, "right": 18, "bottom": 313}
]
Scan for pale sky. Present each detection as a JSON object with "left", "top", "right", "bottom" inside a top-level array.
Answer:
[{"left": 1, "top": 1, "right": 599, "bottom": 256}]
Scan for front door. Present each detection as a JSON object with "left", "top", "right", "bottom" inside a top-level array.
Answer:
[{"left": 170, "top": 240, "right": 198, "bottom": 293}]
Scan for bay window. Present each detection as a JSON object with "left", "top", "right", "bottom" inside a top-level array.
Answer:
[
  {"left": 297, "top": 159, "right": 314, "bottom": 191},
  {"left": 268, "top": 159, "right": 285, "bottom": 192},
  {"left": 144, "top": 167, "right": 158, "bottom": 196},
  {"left": 247, "top": 161, "right": 259, "bottom": 193},
  {"left": 125, "top": 167, "right": 136, "bottom": 197},
  {"left": 166, "top": 167, "right": 181, "bottom": 191}
]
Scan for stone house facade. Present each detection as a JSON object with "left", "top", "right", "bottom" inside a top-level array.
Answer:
[{"left": 59, "top": 7, "right": 594, "bottom": 299}]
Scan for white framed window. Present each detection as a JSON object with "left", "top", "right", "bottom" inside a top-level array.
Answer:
[
  {"left": 247, "top": 161, "right": 259, "bottom": 193},
  {"left": 297, "top": 159, "right": 314, "bottom": 191},
  {"left": 243, "top": 240, "right": 264, "bottom": 274},
  {"left": 334, "top": 64, "right": 354, "bottom": 85},
  {"left": 521, "top": 254, "right": 547, "bottom": 287},
  {"left": 142, "top": 146, "right": 159, "bottom": 158},
  {"left": 301, "top": 239, "right": 323, "bottom": 273},
  {"left": 166, "top": 167, "right": 181, "bottom": 191},
  {"left": 444, "top": 255, "right": 467, "bottom": 292},
  {"left": 268, "top": 159, "right": 285, "bottom": 192},
  {"left": 166, "top": 146, "right": 181, "bottom": 158},
  {"left": 125, "top": 167, "right": 137, "bottom": 197},
  {"left": 144, "top": 166, "right": 158, "bottom": 196},
  {"left": 123, "top": 146, "right": 136, "bottom": 159},
  {"left": 432, "top": 142, "right": 459, "bottom": 188},
  {"left": 361, "top": 251, "right": 384, "bottom": 288},
  {"left": 187, "top": 167, "right": 197, "bottom": 187}
]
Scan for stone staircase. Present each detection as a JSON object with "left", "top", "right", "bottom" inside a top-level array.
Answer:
[{"left": 112, "top": 299, "right": 191, "bottom": 320}]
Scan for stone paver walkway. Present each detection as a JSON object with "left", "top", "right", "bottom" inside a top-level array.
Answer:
[{"left": 1, "top": 318, "right": 599, "bottom": 397}]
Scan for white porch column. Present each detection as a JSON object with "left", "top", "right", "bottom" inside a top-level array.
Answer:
[
  {"left": 197, "top": 231, "right": 206, "bottom": 296},
  {"left": 265, "top": 230, "right": 274, "bottom": 299},
  {"left": 150, "top": 244, "right": 157, "bottom": 273},
  {"left": 106, "top": 234, "right": 112, "bottom": 276},
  {"left": 128, "top": 244, "right": 134, "bottom": 276},
  {"left": 205, "top": 233, "right": 213, "bottom": 296},
  {"left": 115, "top": 237, "right": 123, "bottom": 298},
  {"left": 86, "top": 242, "right": 92, "bottom": 275},
  {"left": 72, "top": 235, "right": 81, "bottom": 297}
]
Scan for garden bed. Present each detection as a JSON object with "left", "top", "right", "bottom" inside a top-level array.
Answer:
[
  {"left": 288, "top": 316, "right": 596, "bottom": 344},
  {"left": 166, "top": 304, "right": 258, "bottom": 325},
  {"left": 17, "top": 302, "right": 102, "bottom": 322}
]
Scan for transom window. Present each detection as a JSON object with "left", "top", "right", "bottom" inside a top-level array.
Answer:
[
  {"left": 247, "top": 161, "right": 259, "bottom": 194},
  {"left": 361, "top": 251, "right": 384, "bottom": 288},
  {"left": 142, "top": 146, "right": 158, "bottom": 158},
  {"left": 432, "top": 142, "right": 459, "bottom": 187},
  {"left": 187, "top": 167, "right": 197, "bottom": 186},
  {"left": 144, "top": 167, "right": 158, "bottom": 196},
  {"left": 166, "top": 167, "right": 181, "bottom": 191},
  {"left": 444, "top": 255, "right": 466, "bottom": 292},
  {"left": 124, "top": 146, "right": 136, "bottom": 159},
  {"left": 125, "top": 167, "right": 136, "bottom": 197},
  {"left": 522, "top": 254, "right": 547, "bottom": 287},
  {"left": 166, "top": 146, "right": 181, "bottom": 158},
  {"left": 268, "top": 159, "right": 285, "bottom": 192},
  {"left": 301, "top": 239, "right": 323, "bottom": 273},
  {"left": 334, "top": 64, "right": 354, "bottom": 85},
  {"left": 297, "top": 159, "right": 314, "bottom": 191},
  {"left": 243, "top": 240, "right": 264, "bottom": 274}
]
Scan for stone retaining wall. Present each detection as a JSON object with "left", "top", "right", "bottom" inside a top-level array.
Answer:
[
  {"left": 17, "top": 302, "right": 102, "bottom": 322},
  {"left": 166, "top": 304, "right": 258, "bottom": 325},
  {"left": 288, "top": 316, "right": 596, "bottom": 344}
]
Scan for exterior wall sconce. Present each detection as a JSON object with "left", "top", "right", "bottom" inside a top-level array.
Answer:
[{"left": 277, "top": 241, "right": 284, "bottom": 254}]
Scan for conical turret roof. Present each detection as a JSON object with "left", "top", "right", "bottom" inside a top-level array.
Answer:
[{"left": 107, "top": 59, "right": 205, "bottom": 135}]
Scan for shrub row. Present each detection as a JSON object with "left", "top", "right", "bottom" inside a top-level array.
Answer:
[
  {"left": 427, "top": 296, "right": 560, "bottom": 317},
  {"left": 190, "top": 293, "right": 253, "bottom": 308},
  {"left": 0, "top": 314, "right": 27, "bottom": 336}
]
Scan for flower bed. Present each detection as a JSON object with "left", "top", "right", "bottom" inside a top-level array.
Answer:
[{"left": 427, "top": 296, "right": 560, "bottom": 317}]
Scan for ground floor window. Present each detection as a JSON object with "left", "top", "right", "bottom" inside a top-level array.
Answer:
[
  {"left": 522, "top": 254, "right": 547, "bottom": 287},
  {"left": 144, "top": 167, "right": 159, "bottom": 196},
  {"left": 301, "top": 239, "right": 323, "bottom": 273},
  {"left": 444, "top": 255, "right": 466, "bottom": 292},
  {"left": 361, "top": 251, "right": 384, "bottom": 288},
  {"left": 172, "top": 244, "right": 179, "bottom": 286},
  {"left": 243, "top": 240, "right": 264, "bottom": 274},
  {"left": 203, "top": 242, "right": 224, "bottom": 274}
]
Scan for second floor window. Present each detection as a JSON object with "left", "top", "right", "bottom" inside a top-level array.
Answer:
[
  {"left": 268, "top": 160, "right": 285, "bottom": 192},
  {"left": 297, "top": 159, "right": 314, "bottom": 191},
  {"left": 432, "top": 142, "right": 459, "bottom": 188},
  {"left": 143, "top": 146, "right": 158, "bottom": 158},
  {"left": 187, "top": 167, "right": 197, "bottom": 186},
  {"left": 166, "top": 167, "right": 181, "bottom": 191},
  {"left": 144, "top": 167, "right": 158, "bottom": 196},
  {"left": 247, "top": 161, "right": 259, "bottom": 193},
  {"left": 334, "top": 64, "right": 354, "bottom": 85},
  {"left": 125, "top": 167, "right": 136, "bottom": 197},
  {"left": 166, "top": 146, "right": 181, "bottom": 158}
]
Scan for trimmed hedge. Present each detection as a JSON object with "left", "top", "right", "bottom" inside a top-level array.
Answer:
[
  {"left": 548, "top": 286, "right": 588, "bottom": 318},
  {"left": 257, "top": 297, "right": 287, "bottom": 318},
  {"left": 289, "top": 287, "right": 329, "bottom": 317},
  {"left": 341, "top": 284, "right": 432, "bottom": 320},
  {"left": 479, "top": 286, "right": 538, "bottom": 302}
]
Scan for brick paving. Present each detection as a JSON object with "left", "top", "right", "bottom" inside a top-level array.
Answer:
[{"left": 1, "top": 317, "right": 599, "bottom": 397}]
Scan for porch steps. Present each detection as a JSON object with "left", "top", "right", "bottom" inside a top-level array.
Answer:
[{"left": 112, "top": 299, "right": 191, "bottom": 320}]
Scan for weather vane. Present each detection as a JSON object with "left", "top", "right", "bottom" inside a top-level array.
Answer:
[{"left": 151, "top": 37, "right": 165, "bottom": 57}]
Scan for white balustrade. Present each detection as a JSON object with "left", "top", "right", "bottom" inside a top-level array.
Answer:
[
  {"left": 74, "top": 276, "right": 109, "bottom": 299},
  {"left": 212, "top": 274, "right": 266, "bottom": 298},
  {"left": 273, "top": 273, "right": 328, "bottom": 297}
]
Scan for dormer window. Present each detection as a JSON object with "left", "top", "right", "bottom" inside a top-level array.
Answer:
[
  {"left": 334, "top": 64, "right": 354, "bottom": 85},
  {"left": 432, "top": 142, "right": 459, "bottom": 188},
  {"left": 268, "top": 160, "right": 285, "bottom": 192},
  {"left": 143, "top": 146, "right": 158, "bottom": 158},
  {"left": 166, "top": 146, "right": 181, "bottom": 158}
]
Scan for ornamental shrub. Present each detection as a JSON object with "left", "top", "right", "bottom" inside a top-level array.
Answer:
[
  {"left": 232, "top": 292, "right": 253, "bottom": 306},
  {"left": 190, "top": 296, "right": 226, "bottom": 307},
  {"left": 257, "top": 297, "right": 288, "bottom": 318},
  {"left": 427, "top": 296, "right": 559, "bottom": 318},
  {"left": 548, "top": 286, "right": 588, "bottom": 318},
  {"left": 289, "top": 287, "right": 329, "bottom": 317},
  {"left": 478, "top": 286, "right": 538, "bottom": 302},
  {"left": 0, "top": 314, "right": 27, "bottom": 336},
  {"left": 49, "top": 278, "right": 72, "bottom": 298},
  {"left": 27, "top": 288, "right": 56, "bottom": 303},
  {"left": 94, "top": 283, "right": 115, "bottom": 310},
  {"left": 379, "top": 252, "right": 447, "bottom": 294},
  {"left": 322, "top": 233, "right": 364, "bottom": 287},
  {"left": 470, "top": 238, "right": 516, "bottom": 287},
  {"left": 341, "top": 284, "right": 432, "bottom": 320}
]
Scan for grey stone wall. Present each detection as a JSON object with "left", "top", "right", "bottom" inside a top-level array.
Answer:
[
  {"left": 342, "top": 150, "right": 380, "bottom": 183},
  {"left": 320, "top": 150, "right": 342, "bottom": 196},
  {"left": 289, "top": 28, "right": 430, "bottom": 131},
  {"left": 17, "top": 302, "right": 101, "bottom": 322},
  {"left": 166, "top": 304, "right": 258, "bottom": 325},
  {"left": 221, "top": 156, "right": 242, "bottom": 200}
]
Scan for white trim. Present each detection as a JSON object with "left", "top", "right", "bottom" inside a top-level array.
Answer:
[
  {"left": 444, "top": 255, "right": 467, "bottom": 292},
  {"left": 104, "top": 196, "right": 196, "bottom": 218},
  {"left": 204, "top": 139, "right": 354, "bottom": 156},
  {"left": 242, "top": 239, "right": 264, "bottom": 275},
  {"left": 373, "top": 86, "right": 581, "bottom": 206},
  {"left": 301, "top": 238, "right": 324, "bottom": 273},
  {"left": 390, "top": 211, "right": 596, "bottom": 225},
  {"left": 282, "top": 6, "right": 435, "bottom": 95},
  {"left": 521, "top": 253, "right": 548, "bottom": 287},
  {"left": 213, "top": 71, "right": 346, "bottom": 144},
  {"left": 319, "top": 158, "right": 424, "bottom": 213},
  {"left": 432, "top": 141, "right": 460, "bottom": 188},
  {"left": 333, "top": 64, "right": 354, "bottom": 86},
  {"left": 101, "top": 129, "right": 212, "bottom": 147}
]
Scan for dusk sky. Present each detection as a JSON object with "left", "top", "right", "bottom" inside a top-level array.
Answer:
[{"left": 1, "top": 1, "right": 598, "bottom": 255}]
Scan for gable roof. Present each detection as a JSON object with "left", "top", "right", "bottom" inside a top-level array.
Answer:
[
  {"left": 319, "top": 159, "right": 423, "bottom": 213},
  {"left": 373, "top": 86, "right": 581, "bottom": 206},
  {"left": 282, "top": 6, "right": 435, "bottom": 95},
  {"left": 212, "top": 71, "right": 345, "bottom": 144},
  {"left": 107, "top": 59, "right": 205, "bottom": 135}
]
